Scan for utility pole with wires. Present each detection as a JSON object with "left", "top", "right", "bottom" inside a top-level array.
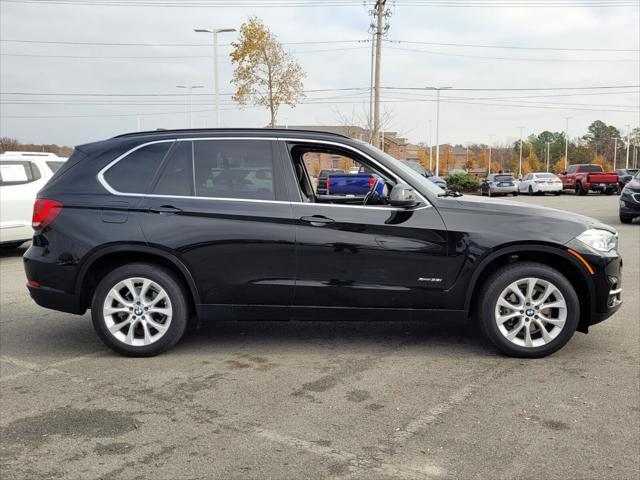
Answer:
[
  {"left": 368, "top": 19, "right": 376, "bottom": 140},
  {"left": 613, "top": 137, "right": 618, "bottom": 169},
  {"left": 370, "top": 0, "right": 390, "bottom": 148}
]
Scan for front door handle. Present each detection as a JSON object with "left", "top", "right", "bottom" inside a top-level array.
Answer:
[
  {"left": 150, "top": 205, "right": 183, "bottom": 215},
  {"left": 300, "top": 215, "right": 335, "bottom": 226}
]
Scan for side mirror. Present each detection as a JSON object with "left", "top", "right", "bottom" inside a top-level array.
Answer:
[
  {"left": 389, "top": 183, "right": 419, "bottom": 208},
  {"left": 560, "top": 171, "right": 567, "bottom": 175}
]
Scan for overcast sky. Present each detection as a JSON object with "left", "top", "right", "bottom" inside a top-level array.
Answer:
[{"left": 1, "top": 0, "right": 638, "bottom": 148}]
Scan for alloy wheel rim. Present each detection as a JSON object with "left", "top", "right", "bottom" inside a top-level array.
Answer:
[
  {"left": 103, "top": 277, "right": 172, "bottom": 347},
  {"left": 494, "top": 277, "right": 567, "bottom": 348}
]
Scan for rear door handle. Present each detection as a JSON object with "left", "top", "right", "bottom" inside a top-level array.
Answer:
[
  {"left": 300, "top": 215, "right": 334, "bottom": 226},
  {"left": 150, "top": 205, "right": 183, "bottom": 215}
]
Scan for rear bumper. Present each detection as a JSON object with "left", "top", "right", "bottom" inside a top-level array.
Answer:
[
  {"left": 536, "top": 184, "right": 563, "bottom": 192},
  {"left": 27, "top": 284, "right": 85, "bottom": 315},
  {"left": 585, "top": 182, "right": 617, "bottom": 192},
  {"left": 490, "top": 186, "right": 518, "bottom": 194}
]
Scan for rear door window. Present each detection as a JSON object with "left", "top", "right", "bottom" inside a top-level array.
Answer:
[
  {"left": 193, "top": 139, "right": 275, "bottom": 200},
  {"left": 0, "top": 161, "right": 41, "bottom": 186},
  {"left": 153, "top": 141, "right": 194, "bottom": 197},
  {"left": 104, "top": 142, "right": 172, "bottom": 194}
]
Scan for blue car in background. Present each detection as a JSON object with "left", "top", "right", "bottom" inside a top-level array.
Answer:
[
  {"left": 403, "top": 160, "right": 447, "bottom": 189},
  {"left": 325, "top": 170, "right": 385, "bottom": 196}
]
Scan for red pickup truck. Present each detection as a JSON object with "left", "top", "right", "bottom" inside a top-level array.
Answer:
[{"left": 558, "top": 164, "right": 618, "bottom": 195}]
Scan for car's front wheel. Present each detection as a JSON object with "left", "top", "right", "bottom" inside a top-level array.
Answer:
[
  {"left": 91, "top": 263, "right": 189, "bottom": 357},
  {"left": 478, "top": 262, "right": 579, "bottom": 358}
]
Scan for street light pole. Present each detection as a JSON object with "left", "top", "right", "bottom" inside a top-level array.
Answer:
[
  {"left": 517, "top": 126, "right": 525, "bottom": 178},
  {"left": 426, "top": 86, "right": 452, "bottom": 176},
  {"left": 428, "top": 119, "right": 433, "bottom": 171},
  {"left": 545, "top": 141, "right": 550, "bottom": 172},
  {"left": 487, "top": 134, "right": 494, "bottom": 175},
  {"left": 563, "top": 117, "right": 571, "bottom": 170},
  {"left": 625, "top": 124, "right": 631, "bottom": 169},
  {"left": 194, "top": 27, "right": 236, "bottom": 128},
  {"left": 176, "top": 85, "right": 204, "bottom": 128},
  {"left": 613, "top": 137, "right": 618, "bottom": 169}
]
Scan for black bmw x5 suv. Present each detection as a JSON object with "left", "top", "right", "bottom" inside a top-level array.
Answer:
[{"left": 24, "top": 129, "right": 623, "bottom": 357}]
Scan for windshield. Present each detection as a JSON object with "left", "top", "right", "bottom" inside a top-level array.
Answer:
[
  {"left": 358, "top": 143, "right": 445, "bottom": 195},
  {"left": 635, "top": 171, "right": 640, "bottom": 180},
  {"left": 535, "top": 173, "right": 557, "bottom": 179},
  {"left": 580, "top": 165, "right": 603, "bottom": 173}
]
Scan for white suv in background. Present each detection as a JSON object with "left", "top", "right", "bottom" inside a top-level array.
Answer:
[{"left": 0, "top": 151, "right": 66, "bottom": 249}]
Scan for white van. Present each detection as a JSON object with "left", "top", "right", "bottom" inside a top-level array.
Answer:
[{"left": 0, "top": 151, "right": 67, "bottom": 248}]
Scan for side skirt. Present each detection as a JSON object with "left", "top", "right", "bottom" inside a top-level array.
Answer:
[{"left": 197, "top": 304, "right": 468, "bottom": 323}]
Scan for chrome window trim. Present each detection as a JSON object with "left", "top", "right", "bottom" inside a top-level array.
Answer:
[{"left": 96, "top": 136, "right": 432, "bottom": 211}]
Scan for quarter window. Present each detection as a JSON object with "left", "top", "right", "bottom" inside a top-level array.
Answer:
[
  {"left": 104, "top": 142, "right": 171, "bottom": 194},
  {"left": 193, "top": 140, "right": 275, "bottom": 200},
  {"left": 46, "top": 161, "right": 64, "bottom": 174}
]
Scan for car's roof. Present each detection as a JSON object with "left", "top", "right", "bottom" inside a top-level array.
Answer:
[
  {"left": 111, "top": 128, "right": 352, "bottom": 142},
  {"left": 1, "top": 151, "right": 63, "bottom": 160}
]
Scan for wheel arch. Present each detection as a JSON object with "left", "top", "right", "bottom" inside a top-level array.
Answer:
[
  {"left": 76, "top": 243, "right": 201, "bottom": 313},
  {"left": 465, "top": 244, "right": 595, "bottom": 333}
]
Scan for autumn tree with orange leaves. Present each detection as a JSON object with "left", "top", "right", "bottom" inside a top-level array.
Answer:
[{"left": 230, "top": 17, "right": 305, "bottom": 127}]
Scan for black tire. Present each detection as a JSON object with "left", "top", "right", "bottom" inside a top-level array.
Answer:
[
  {"left": 477, "top": 262, "right": 580, "bottom": 358},
  {"left": 512, "top": 191, "right": 519, "bottom": 196},
  {"left": 528, "top": 186, "right": 534, "bottom": 196},
  {"left": 0, "top": 241, "right": 25, "bottom": 250},
  {"left": 619, "top": 214, "right": 633, "bottom": 224},
  {"left": 604, "top": 189, "right": 614, "bottom": 196},
  {"left": 575, "top": 182, "right": 587, "bottom": 196},
  {"left": 91, "top": 263, "right": 189, "bottom": 357}
]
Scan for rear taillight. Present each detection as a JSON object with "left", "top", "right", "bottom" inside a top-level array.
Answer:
[
  {"left": 32, "top": 199, "right": 63, "bottom": 230},
  {"left": 369, "top": 176, "right": 375, "bottom": 188},
  {"left": 326, "top": 177, "right": 330, "bottom": 193}
]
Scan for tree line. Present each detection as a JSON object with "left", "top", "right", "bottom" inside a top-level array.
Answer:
[{"left": 417, "top": 121, "right": 639, "bottom": 176}]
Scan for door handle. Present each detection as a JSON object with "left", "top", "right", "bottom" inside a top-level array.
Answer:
[
  {"left": 300, "top": 215, "right": 335, "bottom": 226},
  {"left": 150, "top": 205, "right": 183, "bottom": 215}
]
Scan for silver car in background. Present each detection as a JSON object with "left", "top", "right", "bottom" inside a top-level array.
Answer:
[{"left": 480, "top": 173, "right": 519, "bottom": 197}]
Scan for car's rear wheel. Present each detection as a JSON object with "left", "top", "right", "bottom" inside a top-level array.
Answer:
[
  {"left": 575, "top": 182, "right": 587, "bottom": 195},
  {"left": 620, "top": 214, "right": 633, "bottom": 224},
  {"left": 478, "top": 262, "right": 579, "bottom": 358},
  {"left": 528, "top": 186, "right": 534, "bottom": 195},
  {"left": 91, "top": 263, "right": 189, "bottom": 357}
]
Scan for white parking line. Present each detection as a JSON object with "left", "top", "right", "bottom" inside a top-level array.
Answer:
[
  {"left": 255, "top": 428, "right": 442, "bottom": 479},
  {"left": 0, "top": 352, "right": 102, "bottom": 383},
  {"left": 392, "top": 363, "right": 512, "bottom": 444}
]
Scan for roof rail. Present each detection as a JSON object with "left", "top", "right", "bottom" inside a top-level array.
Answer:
[{"left": 111, "top": 127, "right": 351, "bottom": 140}]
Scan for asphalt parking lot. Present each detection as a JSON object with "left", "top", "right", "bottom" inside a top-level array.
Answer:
[{"left": 1, "top": 194, "right": 638, "bottom": 480}]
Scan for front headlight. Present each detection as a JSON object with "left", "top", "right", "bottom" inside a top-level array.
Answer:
[{"left": 576, "top": 228, "right": 618, "bottom": 252}]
